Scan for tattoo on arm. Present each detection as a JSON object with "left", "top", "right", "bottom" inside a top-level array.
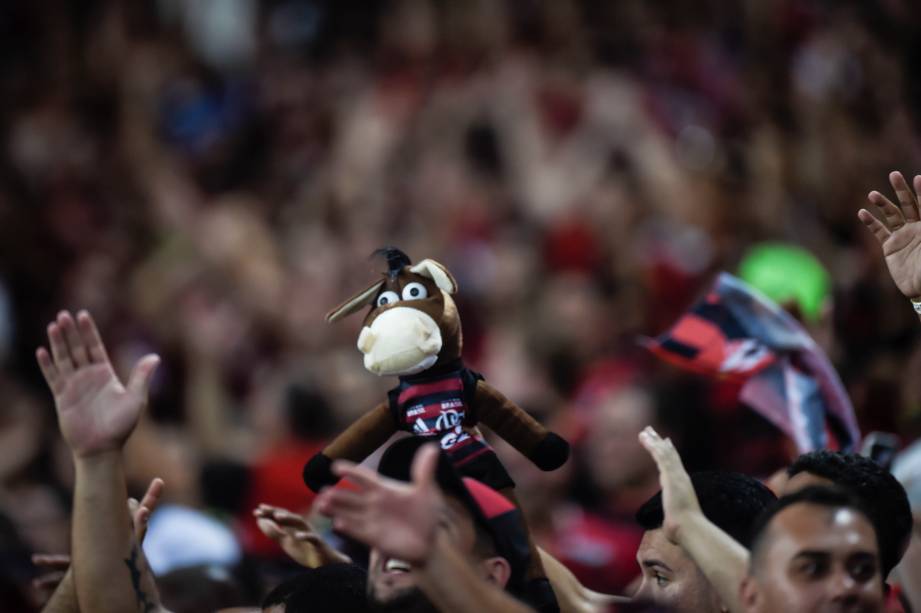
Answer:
[{"left": 124, "top": 545, "right": 156, "bottom": 613}]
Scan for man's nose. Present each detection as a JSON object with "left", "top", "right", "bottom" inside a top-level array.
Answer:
[
  {"left": 633, "top": 577, "right": 650, "bottom": 601},
  {"left": 828, "top": 569, "right": 861, "bottom": 601}
]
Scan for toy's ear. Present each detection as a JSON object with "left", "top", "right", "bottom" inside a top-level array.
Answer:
[
  {"left": 325, "top": 279, "right": 386, "bottom": 323},
  {"left": 409, "top": 259, "right": 458, "bottom": 294}
]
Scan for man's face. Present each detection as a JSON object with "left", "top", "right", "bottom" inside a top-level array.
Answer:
[
  {"left": 742, "top": 504, "right": 883, "bottom": 613},
  {"left": 633, "top": 528, "right": 724, "bottom": 613},
  {"left": 367, "top": 496, "right": 477, "bottom": 610}
]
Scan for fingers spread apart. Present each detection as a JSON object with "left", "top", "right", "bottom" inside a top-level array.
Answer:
[
  {"left": 59, "top": 312, "right": 90, "bottom": 367},
  {"left": 868, "top": 190, "right": 905, "bottom": 232},
  {"left": 46, "top": 318, "right": 74, "bottom": 375},
  {"left": 891, "top": 171, "right": 921, "bottom": 223},
  {"left": 37, "top": 310, "right": 110, "bottom": 390},
  {"left": 858, "top": 207, "right": 890, "bottom": 245}
]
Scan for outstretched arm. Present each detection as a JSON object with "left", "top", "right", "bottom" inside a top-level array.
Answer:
[
  {"left": 537, "top": 548, "right": 629, "bottom": 613},
  {"left": 37, "top": 477, "right": 165, "bottom": 613},
  {"left": 860, "top": 171, "right": 921, "bottom": 322},
  {"left": 37, "top": 311, "right": 165, "bottom": 613},
  {"left": 638, "top": 427, "right": 749, "bottom": 613},
  {"left": 253, "top": 503, "right": 351, "bottom": 568}
]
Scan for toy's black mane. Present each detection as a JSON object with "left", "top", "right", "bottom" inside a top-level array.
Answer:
[{"left": 372, "top": 247, "right": 411, "bottom": 280}]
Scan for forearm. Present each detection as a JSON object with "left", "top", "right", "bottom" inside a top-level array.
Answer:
[
  {"left": 476, "top": 384, "right": 547, "bottom": 455},
  {"left": 417, "top": 535, "right": 534, "bottom": 613},
  {"left": 41, "top": 568, "right": 77, "bottom": 613},
  {"left": 476, "top": 384, "right": 568, "bottom": 471},
  {"left": 538, "top": 548, "right": 628, "bottom": 613},
  {"left": 73, "top": 453, "right": 161, "bottom": 613},
  {"left": 676, "top": 512, "right": 748, "bottom": 613}
]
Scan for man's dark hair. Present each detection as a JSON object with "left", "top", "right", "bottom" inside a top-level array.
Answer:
[
  {"left": 469, "top": 512, "right": 499, "bottom": 561},
  {"left": 748, "top": 486, "right": 878, "bottom": 576},
  {"left": 262, "top": 564, "right": 370, "bottom": 612},
  {"left": 635, "top": 471, "right": 777, "bottom": 547},
  {"left": 787, "top": 450, "right": 911, "bottom": 575}
]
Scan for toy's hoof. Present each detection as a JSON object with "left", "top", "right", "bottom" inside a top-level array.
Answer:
[
  {"left": 531, "top": 432, "right": 570, "bottom": 471},
  {"left": 303, "top": 453, "right": 337, "bottom": 492}
]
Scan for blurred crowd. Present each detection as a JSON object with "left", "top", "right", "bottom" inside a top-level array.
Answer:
[{"left": 3, "top": 0, "right": 921, "bottom": 609}]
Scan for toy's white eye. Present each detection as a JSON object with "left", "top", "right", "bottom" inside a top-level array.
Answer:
[
  {"left": 376, "top": 291, "right": 400, "bottom": 307},
  {"left": 402, "top": 283, "right": 428, "bottom": 301}
]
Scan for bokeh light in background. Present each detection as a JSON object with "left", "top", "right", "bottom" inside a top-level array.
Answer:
[{"left": 2, "top": 0, "right": 921, "bottom": 603}]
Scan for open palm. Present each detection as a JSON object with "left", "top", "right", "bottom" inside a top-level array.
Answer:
[
  {"left": 860, "top": 171, "right": 921, "bottom": 299},
  {"left": 638, "top": 427, "right": 701, "bottom": 546},
  {"left": 254, "top": 504, "right": 352, "bottom": 568},
  {"left": 36, "top": 311, "right": 159, "bottom": 458},
  {"left": 314, "top": 445, "right": 441, "bottom": 565}
]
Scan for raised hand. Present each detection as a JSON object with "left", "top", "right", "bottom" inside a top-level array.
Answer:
[
  {"left": 638, "top": 426, "right": 701, "bottom": 545},
  {"left": 129, "top": 477, "right": 165, "bottom": 544},
  {"left": 36, "top": 311, "right": 160, "bottom": 458},
  {"left": 860, "top": 171, "right": 921, "bottom": 299},
  {"left": 253, "top": 504, "right": 351, "bottom": 568},
  {"left": 314, "top": 444, "right": 442, "bottom": 565},
  {"left": 31, "top": 477, "right": 164, "bottom": 610}
]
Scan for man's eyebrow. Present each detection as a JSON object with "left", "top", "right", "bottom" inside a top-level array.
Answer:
[
  {"left": 848, "top": 552, "right": 878, "bottom": 561},
  {"left": 641, "top": 559, "right": 673, "bottom": 572},
  {"left": 791, "top": 550, "right": 830, "bottom": 560}
]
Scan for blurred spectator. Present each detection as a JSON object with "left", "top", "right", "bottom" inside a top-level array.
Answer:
[{"left": 3, "top": 0, "right": 921, "bottom": 607}]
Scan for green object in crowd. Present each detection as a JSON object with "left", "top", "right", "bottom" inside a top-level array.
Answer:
[{"left": 738, "top": 243, "right": 831, "bottom": 323}]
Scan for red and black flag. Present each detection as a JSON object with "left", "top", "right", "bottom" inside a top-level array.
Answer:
[{"left": 645, "top": 273, "right": 860, "bottom": 453}]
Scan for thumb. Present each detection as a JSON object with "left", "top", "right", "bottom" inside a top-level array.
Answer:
[
  {"left": 411, "top": 444, "right": 439, "bottom": 490},
  {"left": 127, "top": 354, "right": 160, "bottom": 397}
]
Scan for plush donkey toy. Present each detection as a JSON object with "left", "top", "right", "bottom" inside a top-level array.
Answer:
[{"left": 303, "top": 248, "right": 569, "bottom": 610}]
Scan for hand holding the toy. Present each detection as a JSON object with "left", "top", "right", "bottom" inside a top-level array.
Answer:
[
  {"left": 36, "top": 310, "right": 159, "bottom": 458},
  {"left": 314, "top": 444, "right": 443, "bottom": 566},
  {"left": 860, "top": 171, "right": 921, "bottom": 300},
  {"left": 254, "top": 504, "right": 351, "bottom": 568}
]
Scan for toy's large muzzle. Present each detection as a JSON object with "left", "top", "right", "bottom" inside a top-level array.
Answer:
[{"left": 357, "top": 307, "right": 443, "bottom": 376}]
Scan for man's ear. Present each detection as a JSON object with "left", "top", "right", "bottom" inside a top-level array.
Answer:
[
  {"left": 739, "top": 576, "right": 759, "bottom": 612},
  {"left": 479, "top": 556, "right": 511, "bottom": 589}
]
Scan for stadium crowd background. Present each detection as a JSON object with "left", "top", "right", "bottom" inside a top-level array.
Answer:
[{"left": 1, "top": 0, "right": 921, "bottom": 607}]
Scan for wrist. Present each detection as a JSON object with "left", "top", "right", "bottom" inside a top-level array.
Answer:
[{"left": 72, "top": 448, "right": 123, "bottom": 464}]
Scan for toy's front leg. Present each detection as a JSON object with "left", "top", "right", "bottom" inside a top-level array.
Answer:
[
  {"left": 302, "top": 401, "right": 396, "bottom": 492},
  {"left": 475, "top": 381, "right": 570, "bottom": 471}
]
